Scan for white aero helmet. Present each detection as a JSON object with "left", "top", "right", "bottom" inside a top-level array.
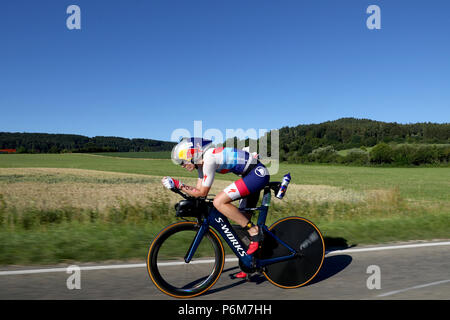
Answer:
[{"left": 171, "top": 137, "right": 213, "bottom": 165}]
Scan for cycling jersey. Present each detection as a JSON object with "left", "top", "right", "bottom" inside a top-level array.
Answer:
[
  {"left": 198, "top": 147, "right": 255, "bottom": 186},
  {"left": 198, "top": 147, "right": 269, "bottom": 200}
]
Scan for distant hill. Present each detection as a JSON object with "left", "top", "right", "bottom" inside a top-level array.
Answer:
[
  {"left": 0, "top": 132, "right": 176, "bottom": 153},
  {"left": 274, "top": 118, "right": 449, "bottom": 165},
  {"left": 279, "top": 117, "right": 449, "bottom": 156}
]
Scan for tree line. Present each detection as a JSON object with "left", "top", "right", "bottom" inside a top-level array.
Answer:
[
  {"left": 279, "top": 118, "right": 449, "bottom": 154},
  {"left": 277, "top": 118, "right": 449, "bottom": 166},
  {"left": 0, "top": 132, "right": 176, "bottom": 153},
  {"left": 287, "top": 143, "right": 450, "bottom": 166}
]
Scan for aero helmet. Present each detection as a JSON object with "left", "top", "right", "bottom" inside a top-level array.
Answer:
[{"left": 171, "top": 137, "right": 212, "bottom": 165}]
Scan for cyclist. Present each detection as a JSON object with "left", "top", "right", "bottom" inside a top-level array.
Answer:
[{"left": 161, "top": 137, "right": 269, "bottom": 276}]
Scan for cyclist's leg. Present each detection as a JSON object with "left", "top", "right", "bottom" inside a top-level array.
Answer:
[
  {"left": 238, "top": 191, "right": 260, "bottom": 220},
  {"left": 217, "top": 166, "right": 269, "bottom": 278},
  {"left": 213, "top": 164, "right": 269, "bottom": 250},
  {"left": 214, "top": 168, "right": 268, "bottom": 226},
  {"left": 233, "top": 191, "right": 261, "bottom": 246},
  {"left": 213, "top": 192, "right": 249, "bottom": 226},
  {"left": 235, "top": 191, "right": 260, "bottom": 244},
  {"left": 239, "top": 165, "right": 269, "bottom": 252}
]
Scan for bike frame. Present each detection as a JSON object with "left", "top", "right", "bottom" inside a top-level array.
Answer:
[{"left": 184, "top": 186, "right": 300, "bottom": 270}]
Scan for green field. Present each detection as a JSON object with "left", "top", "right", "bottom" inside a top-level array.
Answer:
[
  {"left": 0, "top": 153, "right": 181, "bottom": 176},
  {"left": 0, "top": 153, "right": 449, "bottom": 265},
  {"left": 91, "top": 151, "right": 171, "bottom": 159},
  {"left": 1, "top": 153, "right": 448, "bottom": 201}
]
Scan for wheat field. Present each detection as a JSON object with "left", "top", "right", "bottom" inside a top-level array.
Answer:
[{"left": 0, "top": 167, "right": 398, "bottom": 213}]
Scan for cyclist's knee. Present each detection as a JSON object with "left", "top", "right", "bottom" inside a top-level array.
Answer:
[
  {"left": 212, "top": 197, "right": 221, "bottom": 210},
  {"left": 213, "top": 192, "right": 230, "bottom": 209}
]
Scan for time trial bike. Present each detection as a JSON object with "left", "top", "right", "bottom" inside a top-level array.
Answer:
[{"left": 147, "top": 178, "right": 325, "bottom": 298}]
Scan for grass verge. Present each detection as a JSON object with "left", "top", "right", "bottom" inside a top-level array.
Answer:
[{"left": 0, "top": 195, "right": 448, "bottom": 265}]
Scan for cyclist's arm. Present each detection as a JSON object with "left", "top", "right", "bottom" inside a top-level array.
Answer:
[
  {"left": 181, "top": 184, "right": 210, "bottom": 198},
  {"left": 179, "top": 172, "right": 209, "bottom": 197},
  {"left": 181, "top": 156, "right": 215, "bottom": 197},
  {"left": 196, "top": 167, "right": 204, "bottom": 190}
]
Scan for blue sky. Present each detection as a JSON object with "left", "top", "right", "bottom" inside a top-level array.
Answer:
[{"left": 1, "top": 0, "right": 449, "bottom": 141}]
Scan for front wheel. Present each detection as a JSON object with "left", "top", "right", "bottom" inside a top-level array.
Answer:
[
  {"left": 260, "top": 217, "right": 325, "bottom": 288},
  {"left": 147, "top": 221, "right": 225, "bottom": 298}
]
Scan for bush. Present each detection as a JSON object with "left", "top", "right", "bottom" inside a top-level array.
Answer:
[
  {"left": 392, "top": 144, "right": 416, "bottom": 165},
  {"left": 370, "top": 143, "right": 394, "bottom": 164},
  {"left": 376, "top": 144, "right": 449, "bottom": 166},
  {"left": 283, "top": 143, "right": 450, "bottom": 166},
  {"left": 16, "top": 146, "right": 27, "bottom": 153},
  {"left": 308, "top": 146, "right": 339, "bottom": 163},
  {"left": 411, "top": 145, "right": 438, "bottom": 165},
  {"left": 342, "top": 149, "right": 369, "bottom": 165},
  {"left": 437, "top": 146, "right": 450, "bottom": 163}
]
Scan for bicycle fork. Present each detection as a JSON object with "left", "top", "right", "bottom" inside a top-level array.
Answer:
[{"left": 184, "top": 221, "right": 210, "bottom": 263}]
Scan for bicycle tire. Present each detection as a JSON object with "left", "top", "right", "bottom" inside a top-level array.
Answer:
[
  {"left": 147, "top": 221, "right": 225, "bottom": 298},
  {"left": 261, "top": 216, "right": 325, "bottom": 288}
]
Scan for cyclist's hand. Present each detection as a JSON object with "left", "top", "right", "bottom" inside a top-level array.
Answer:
[
  {"left": 162, "top": 176, "right": 184, "bottom": 190},
  {"left": 162, "top": 176, "right": 175, "bottom": 189}
]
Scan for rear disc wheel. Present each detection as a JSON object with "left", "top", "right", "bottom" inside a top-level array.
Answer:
[{"left": 261, "top": 217, "right": 325, "bottom": 288}]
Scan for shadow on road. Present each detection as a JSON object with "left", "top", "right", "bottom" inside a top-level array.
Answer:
[
  {"left": 203, "top": 266, "right": 249, "bottom": 295},
  {"left": 204, "top": 236, "right": 354, "bottom": 295},
  {"left": 324, "top": 236, "right": 356, "bottom": 251},
  {"left": 308, "top": 254, "right": 353, "bottom": 285},
  {"left": 307, "top": 236, "right": 354, "bottom": 285}
]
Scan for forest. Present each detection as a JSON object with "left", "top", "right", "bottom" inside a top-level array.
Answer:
[
  {"left": 277, "top": 118, "right": 449, "bottom": 165},
  {"left": 1, "top": 118, "right": 449, "bottom": 165},
  {"left": 0, "top": 132, "right": 176, "bottom": 153}
]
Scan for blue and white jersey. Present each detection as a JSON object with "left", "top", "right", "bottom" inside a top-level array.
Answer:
[{"left": 198, "top": 147, "right": 257, "bottom": 187}]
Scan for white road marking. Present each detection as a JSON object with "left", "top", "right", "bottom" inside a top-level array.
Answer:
[
  {"left": 326, "top": 241, "right": 450, "bottom": 255},
  {"left": 0, "top": 258, "right": 240, "bottom": 276},
  {"left": 0, "top": 263, "right": 147, "bottom": 276},
  {"left": 377, "top": 279, "right": 450, "bottom": 297},
  {"left": 0, "top": 241, "right": 448, "bottom": 276}
]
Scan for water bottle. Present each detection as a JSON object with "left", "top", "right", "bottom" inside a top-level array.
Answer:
[{"left": 276, "top": 173, "right": 291, "bottom": 199}]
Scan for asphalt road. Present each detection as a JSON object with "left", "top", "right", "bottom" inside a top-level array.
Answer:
[{"left": 1, "top": 241, "right": 449, "bottom": 300}]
